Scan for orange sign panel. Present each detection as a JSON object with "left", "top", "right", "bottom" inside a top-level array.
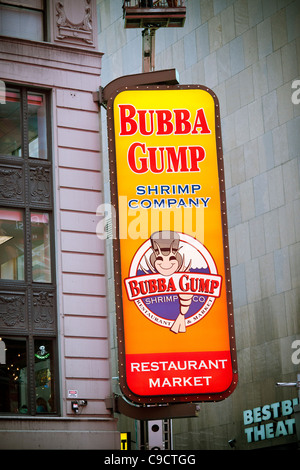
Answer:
[{"left": 108, "top": 85, "right": 237, "bottom": 404}]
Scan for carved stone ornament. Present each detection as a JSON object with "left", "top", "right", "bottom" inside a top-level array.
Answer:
[
  {"left": 0, "top": 168, "right": 23, "bottom": 201},
  {"left": 55, "top": 0, "right": 94, "bottom": 46},
  {"left": 30, "top": 166, "right": 50, "bottom": 203},
  {"left": 0, "top": 294, "right": 25, "bottom": 328},
  {"left": 33, "top": 291, "right": 55, "bottom": 330}
]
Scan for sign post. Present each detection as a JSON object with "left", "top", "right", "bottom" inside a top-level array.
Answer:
[{"left": 105, "top": 78, "right": 237, "bottom": 407}]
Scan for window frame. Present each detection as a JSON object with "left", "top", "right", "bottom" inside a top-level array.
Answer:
[{"left": 0, "top": 83, "right": 59, "bottom": 416}]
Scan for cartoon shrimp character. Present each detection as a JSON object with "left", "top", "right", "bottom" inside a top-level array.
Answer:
[{"left": 140, "top": 231, "right": 192, "bottom": 333}]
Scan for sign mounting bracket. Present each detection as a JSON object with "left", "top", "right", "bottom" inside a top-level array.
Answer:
[
  {"left": 106, "top": 394, "right": 200, "bottom": 420},
  {"left": 94, "top": 68, "right": 180, "bottom": 108}
]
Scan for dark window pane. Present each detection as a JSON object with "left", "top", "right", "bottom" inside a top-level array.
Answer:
[
  {"left": 35, "top": 339, "right": 56, "bottom": 413},
  {"left": 31, "top": 212, "right": 51, "bottom": 282},
  {"left": 28, "top": 93, "right": 47, "bottom": 160},
  {"left": 0, "top": 208, "right": 24, "bottom": 280},
  {"left": 0, "top": 88, "right": 22, "bottom": 157},
  {"left": 0, "top": 338, "right": 28, "bottom": 414}
]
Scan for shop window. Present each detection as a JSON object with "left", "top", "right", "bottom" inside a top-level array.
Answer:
[
  {"left": 0, "top": 210, "right": 53, "bottom": 283},
  {"left": 0, "top": 1, "right": 45, "bottom": 42},
  {"left": 35, "top": 339, "right": 56, "bottom": 413},
  {"left": 0, "top": 83, "right": 58, "bottom": 415},
  {"left": 0, "top": 338, "right": 27, "bottom": 413},
  {"left": 0, "top": 337, "right": 57, "bottom": 414}
]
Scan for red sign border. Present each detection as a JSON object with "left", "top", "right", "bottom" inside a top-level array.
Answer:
[{"left": 106, "top": 83, "right": 238, "bottom": 405}]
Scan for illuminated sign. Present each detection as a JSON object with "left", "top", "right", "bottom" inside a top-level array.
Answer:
[
  {"left": 35, "top": 345, "right": 50, "bottom": 360},
  {"left": 243, "top": 398, "right": 299, "bottom": 443},
  {"left": 107, "top": 85, "right": 237, "bottom": 404}
]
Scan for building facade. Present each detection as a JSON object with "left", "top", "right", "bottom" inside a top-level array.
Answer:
[
  {"left": 98, "top": 0, "right": 300, "bottom": 451},
  {"left": 0, "top": 0, "right": 119, "bottom": 449}
]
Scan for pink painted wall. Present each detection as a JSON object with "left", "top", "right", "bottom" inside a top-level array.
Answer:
[{"left": 55, "top": 84, "right": 111, "bottom": 417}]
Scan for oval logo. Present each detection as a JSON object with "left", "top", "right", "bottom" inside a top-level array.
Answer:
[{"left": 124, "top": 231, "right": 222, "bottom": 333}]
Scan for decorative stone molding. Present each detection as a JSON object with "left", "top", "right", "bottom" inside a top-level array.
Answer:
[
  {"left": 0, "top": 293, "right": 25, "bottom": 328},
  {"left": 30, "top": 166, "right": 50, "bottom": 203},
  {"left": 33, "top": 291, "right": 55, "bottom": 330},
  {"left": 0, "top": 167, "right": 23, "bottom": 202},
  {"left": 53, "top": 0, "right": 96, "bottom": 48}
]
